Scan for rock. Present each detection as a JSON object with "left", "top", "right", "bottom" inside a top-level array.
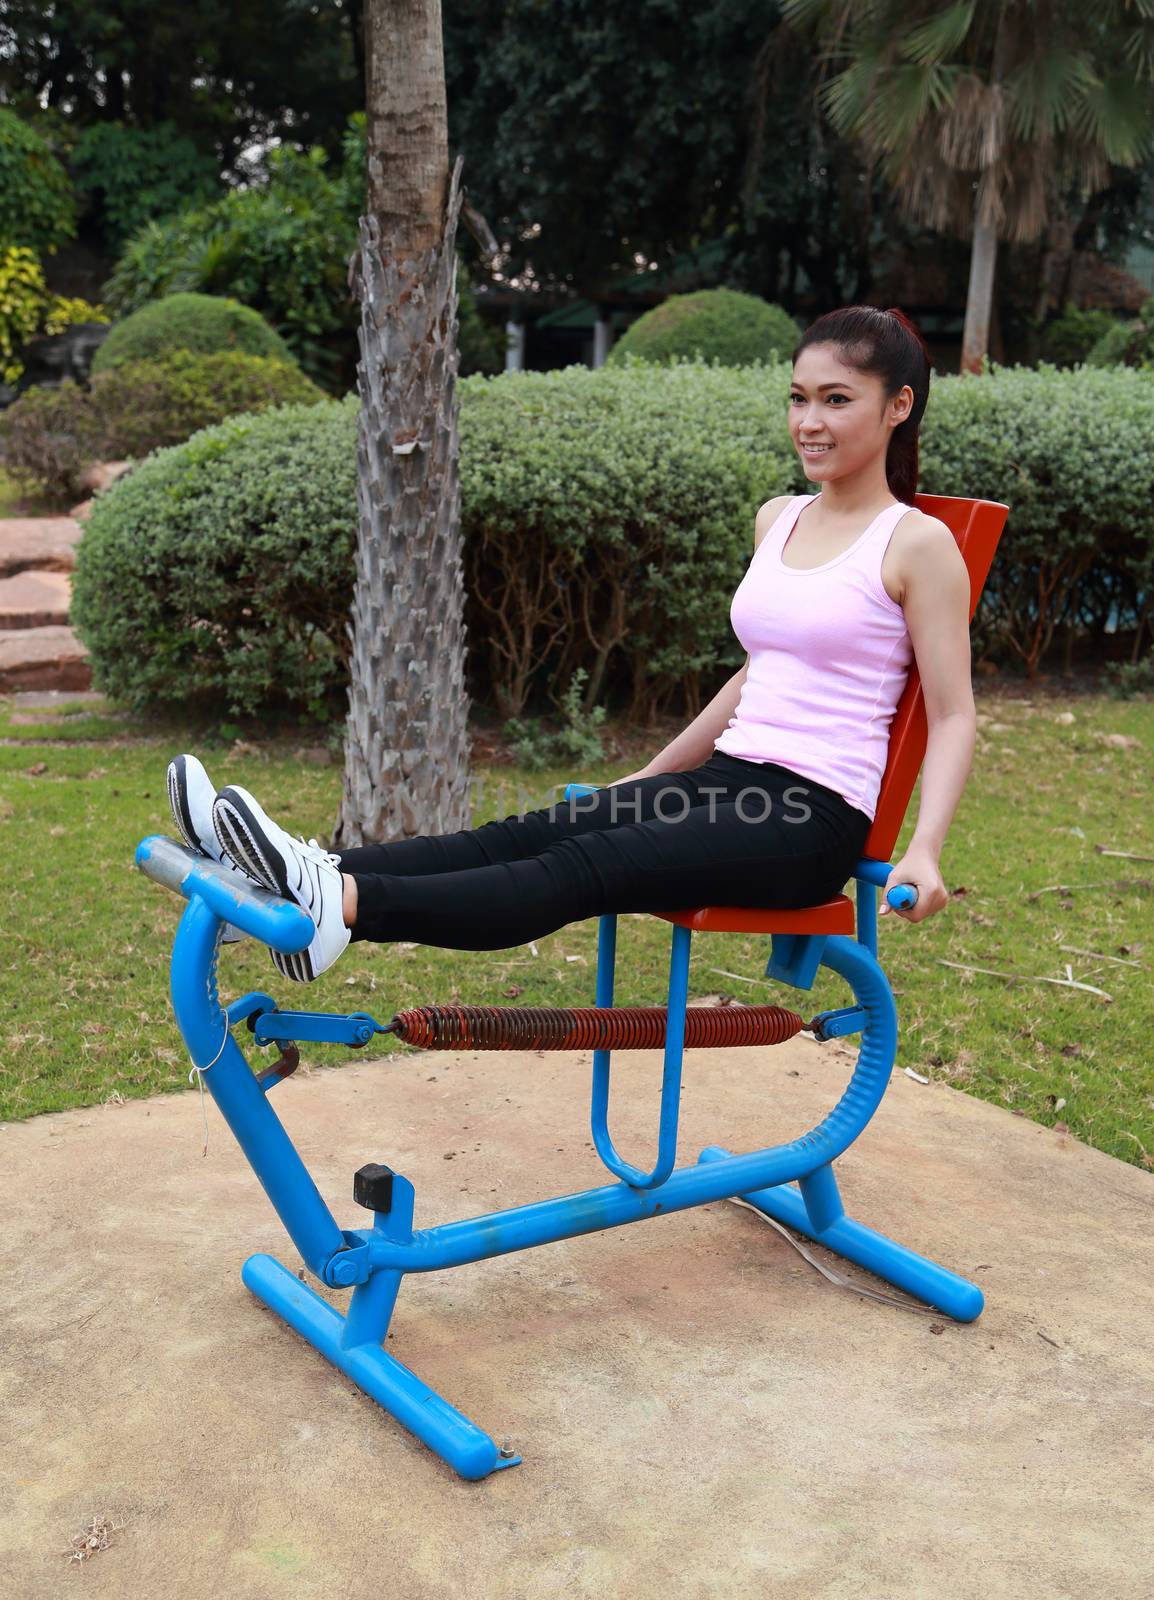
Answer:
[
  {"left": 76, "top": 460, "right": 131, "bottom": 495},
  {"left": 69, "top": 499, "right": 94, "bottom": 522},
  {"left": 0, "top": 569, "right": 71, "bottom": 628},
  {"left": 0, "top": 624, "right": 91, "bottom": 692},
  {"left": 0, "top": 517, "right": 83, "bottom": 578},
  {"left": 14, "top": 322, "right": 110, "bottom": 390}
]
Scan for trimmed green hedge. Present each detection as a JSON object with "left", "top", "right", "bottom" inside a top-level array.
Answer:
[
  {"left": 0, "top": 350, "right": 325, "bottom": 499},
  {"left": 920, "top": 363, "right": 1154, "bottom": 673},
  {"left": 92, "top": 291, "right": 293, "bottom": 373},
  {"left": 71, "top": 360, "right": 1154, "bottom": 720},
  {"left": 607, "top": 288, "right": 799, "bottom": 368},
  {"left": 71, "top": 398, "right": 359, "bottom": 720}
]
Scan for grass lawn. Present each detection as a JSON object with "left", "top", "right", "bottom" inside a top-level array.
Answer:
[{"left": 1, "top": 686, "right": 1151, "bottom": 1171}]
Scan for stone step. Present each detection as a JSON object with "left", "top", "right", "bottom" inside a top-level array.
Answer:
[
  {"left": 0, "top": 569, "right": 71, "bottom": 629},
  {"left": 0, "top": 517, "right": 83, "bottom": 579},
  {"left": 0, "top": 624, "right": 91, "bottom": 693}
]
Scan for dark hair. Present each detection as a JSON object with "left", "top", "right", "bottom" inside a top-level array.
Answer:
[{"left": 792, "top": 305, "right": 932, "bottom": 504}]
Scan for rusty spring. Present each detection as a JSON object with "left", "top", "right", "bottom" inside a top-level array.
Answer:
[{"left": 385, "top": 1002, "right": 810, "bottom": 1052}]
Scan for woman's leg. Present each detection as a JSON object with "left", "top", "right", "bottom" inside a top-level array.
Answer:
[
  {"left": 344, "top": 756, "right": 872, "bottom": 950},
  {"left": 334, "top": 765, "right": 711, "bottom": 880},
  {"left": 333, "top": 768, "right": 706, "bottom": 927}
]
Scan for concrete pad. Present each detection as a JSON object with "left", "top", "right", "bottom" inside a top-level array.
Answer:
[
  {"left": 0, "top": 624, "right": 90, "bottom": 692},
  {"left": 0, "top": 517, "right": 82, "bottom": 578},
  {"left": 0, "top": 568, "right": 71, "bottom": 629},
  {"left": 3, "top": 1035, "right": 1152, "bottom": 1598}
]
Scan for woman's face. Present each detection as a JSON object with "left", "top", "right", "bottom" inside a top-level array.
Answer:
[{"left": 789, "top": 342, "right": 913, "bottom": 486}]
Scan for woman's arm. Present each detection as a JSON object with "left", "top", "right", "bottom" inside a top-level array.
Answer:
[
  {"left": 882, "top": 514, "right": 977, "bottom": 922},
  {"left": 611, "top": 495, "right": 793, "bottom": 784}
]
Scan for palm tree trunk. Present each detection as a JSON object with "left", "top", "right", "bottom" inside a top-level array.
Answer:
[
  {"left": 334, "top": 0, "right": 472, "bottom": 847},
  {"left": 961, "top": 213, "right": 998, "bottom": 374}
]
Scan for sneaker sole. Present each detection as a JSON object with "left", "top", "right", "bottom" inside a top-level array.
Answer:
[
  {"left": 167, "top": 757, "right": 200, "bottom": 853},
  {"left": 214, "top": 789, "right": 318, "bottom": 982},
  {"left": 168, "top": 756, "right": 247, "bottom": 945}
]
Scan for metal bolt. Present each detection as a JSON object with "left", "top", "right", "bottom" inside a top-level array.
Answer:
[
  {"left": 331, "top": 1256, "right": 359, "bottom": 1286},
  {"left": 498, "top": 1437, "right": 515, "bottom": 1458}
]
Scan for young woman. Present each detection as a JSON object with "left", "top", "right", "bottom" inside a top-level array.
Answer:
[{"left": 167, "top": 304, "right": 976, "bottom": 983}]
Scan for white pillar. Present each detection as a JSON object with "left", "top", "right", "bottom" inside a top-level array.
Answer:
[
  {"left": 593, "top": 310, "right": 613, "bottom": 368},
  {"left": 505, "top": 319, "right": 526, "bottom": 372}
]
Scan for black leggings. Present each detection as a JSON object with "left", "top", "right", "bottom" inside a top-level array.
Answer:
[{"left": 335, "top": 751, "right": 872, "bottom": 952}]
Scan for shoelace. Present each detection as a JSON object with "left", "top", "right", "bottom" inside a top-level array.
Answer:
[{"left": 296, "top": 835, "right": 343, "bottom": 873}]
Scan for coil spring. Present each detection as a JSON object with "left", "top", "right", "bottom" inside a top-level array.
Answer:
[{"left": 387, "top": 1002, "right": 807, "bottom": 1052}]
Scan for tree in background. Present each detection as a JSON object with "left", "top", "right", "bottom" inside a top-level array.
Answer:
[
  {"left": 442, "top": 0, "right": 899, "bottom": 305},
  {"left": 6, "top": 2, "right": 1153, "bottom": 344},
  {"left": 333, "top": 0, "right": 473, "bottom": 846},
  {"left": 780, "top": 0, "right": 1154, "bottom": 371},
  {"left": 0, "top": 0, "right": 361, "bottom": 172}
]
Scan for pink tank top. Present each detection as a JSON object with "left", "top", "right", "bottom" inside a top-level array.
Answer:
[{"left": 713, "top": 493, "right": 915, "bottom": 822}]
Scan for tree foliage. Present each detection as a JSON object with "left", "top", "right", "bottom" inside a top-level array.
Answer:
[
  {"left": 0, "top": 109, "right": 76, "bottom": 252},
  {"left": 0, "top": 1, "right": 361, "bottom": 173},
  {"left": 70, "top": 121, "right": 219, "bottom": 250},
  {"left": 780, "top": 0, "right": 1154, "bottom": 248}
]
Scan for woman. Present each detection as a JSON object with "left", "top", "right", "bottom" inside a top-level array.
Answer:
[{"left": 167, "top": 304, "right": 976, "bottom": 983}]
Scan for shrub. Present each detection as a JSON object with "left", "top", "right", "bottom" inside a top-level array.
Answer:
[
  {"left": 0, "top": 246, "right": 51, "bottom": 384},
  {"left": 502, "top": 668, "right": 607, "bottom": 769},
  {"left": 91, "top": 292, "right": 293, "bottom": 374},
  {"left": 0, "top": 110, "right": 76, "bottom": 254},
  {"left": 103, "top": 122, "right": 363, "bottom": 388},
  {"left": 1103, "top": 658, "right": 1154, "bottom": 699},
  {"left": 1085, "top": 298, "right": 1154, "bottom": 370},
  {"left": 457, "top": 283, "right": 507, "bottom": 376},
  {"left": 0, "top": 349, "right": 325, "bottom": 500},
  {"left": 70, "top": 121, "right": 219, "bottom": 252},
  {"left": 457, "top": 359, "right": 799, "bottom": 718},
  {"left": 1037, "top": 307, "right": 1118, "bottom": 368},
  {"left": 607, "top": 288, "right": 799, "bottom": 368},
  {"left": 0, "top": 245, "right": 107, "bottom": 384},
  {"left": 71, "top": 361, "right": 799, "bottom": 719},
  {"left": 70, "top": 360, "right": 1154, "bottom": 721},
  {"left": 919, "top": 362, "right": 1154, "bottom": 674},
  {"left": 71, "top": 399, "right": 360, "bottom": 719}
]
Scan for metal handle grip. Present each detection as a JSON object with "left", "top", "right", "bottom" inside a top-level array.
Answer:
[{"left": 134, "top": 834, "right": 315, "bottom": 953}]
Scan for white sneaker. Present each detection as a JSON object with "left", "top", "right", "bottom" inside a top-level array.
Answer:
[
  {"left": 166, "top": 753, "right": 249, "bottom": 943},
  {"left": 211, "top": 784, "right": 351, "bottom": 982}
]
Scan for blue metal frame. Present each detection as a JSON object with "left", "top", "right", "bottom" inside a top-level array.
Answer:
[{"left": 135, "top": 823, "right": 982, "bottom": 1483}]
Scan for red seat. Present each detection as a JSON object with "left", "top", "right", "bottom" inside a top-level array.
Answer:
[
  {"left": 651, "top": 493, "right": 1010, "bottom": 936},
  {"left": 653, "top": 896, "right": 856, "bottom": 936}
]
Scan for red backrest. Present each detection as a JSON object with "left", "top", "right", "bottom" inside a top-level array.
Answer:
[{"left": 864, "top": 494, "right": 1010, "bottom": 864}]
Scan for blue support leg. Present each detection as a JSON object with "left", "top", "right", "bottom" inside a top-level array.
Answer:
[
  {"left": 697, "top": 1145, "right": 984, "bottom": 1322},
  {"left": 241, "top": 1169, "right": 522, "bottom": 1482},
  {"left": 240, "top": 1254, "right": 518, "bottom": 1479}
]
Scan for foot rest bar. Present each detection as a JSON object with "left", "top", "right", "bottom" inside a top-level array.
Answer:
[
  {"left": 136, "top": 834, "right": 315, "bottom": 954},
  {"left": 241, "top": 1254, "right": 519, "bottom": 1480},
  {"left": 698, "top": 1146, "right": 984, "bottom": 1322}
]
